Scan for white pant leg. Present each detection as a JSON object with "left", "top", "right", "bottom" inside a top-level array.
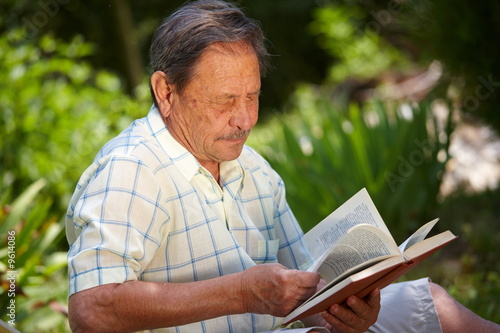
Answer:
[{"left": 367, "top": 278, "right": 442, "bottom": 333}]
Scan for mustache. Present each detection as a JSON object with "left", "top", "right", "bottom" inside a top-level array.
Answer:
[{"left": 216, "top": 129, "right": 251, "bottom": 140}]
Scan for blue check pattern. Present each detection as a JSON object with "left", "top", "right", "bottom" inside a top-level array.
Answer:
[{"left": 66, "top": 106, "right": 313, "bottom": 332}]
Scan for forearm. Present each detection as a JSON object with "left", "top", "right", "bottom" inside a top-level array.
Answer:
[
  {"left": 69, "top": 273, "right": 245, "bottom": 333},
  {"left": 69, "top": 264, "right": 320, "bottom": 332}
]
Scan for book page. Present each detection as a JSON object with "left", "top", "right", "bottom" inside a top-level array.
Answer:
[
  {"left": 403, "top": 230, "right": 457, "bottom": 259},
  {"left": 398, "top": 218, "right": 440, "bottom": 252},
  {"left": 303, "top": 188, "right": 391, "bottom": 261},
  {"left": 314, "top": 224, "right": 400, "bottom": 281}
]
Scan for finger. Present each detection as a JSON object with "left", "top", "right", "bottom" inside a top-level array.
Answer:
[
  {"left": 321, "top": 305, "right": 358, "bottom": 333},
  {"left": 366, "top": 288, "right": 381, "bottom": 308},
  {"left": 292, "top": 270, "right": 321, "bottom": 288},
  {"left": 296, "top": 285, "right": 319, "bottom": 301},
  {"left": 346, "top": 289, "right": 381, "bottom": 320}
]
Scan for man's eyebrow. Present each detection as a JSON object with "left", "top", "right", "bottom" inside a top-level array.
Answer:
[
  {"left": 219, "top": 90, "right": 260, "bottom": 98},
  {"left": 248, "top": 90, "right": 261, "bottom": 96}
]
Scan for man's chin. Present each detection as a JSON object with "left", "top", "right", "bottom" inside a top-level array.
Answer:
[{"left": 217, "top": 145, "right": 245, "bottom": 162}]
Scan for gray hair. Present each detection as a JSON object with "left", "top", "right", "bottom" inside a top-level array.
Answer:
[{"left": 149, "top": 0, "right": 270, "bottom": 106}]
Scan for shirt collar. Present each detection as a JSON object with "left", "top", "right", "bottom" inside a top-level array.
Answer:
[
  {"left": 145, "top": 105, "right": 246, "bottom": 184},
  {"left": 146, "top": 105, "right": 199, "bottom": 181}
]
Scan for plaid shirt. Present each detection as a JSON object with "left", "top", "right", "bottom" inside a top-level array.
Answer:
[{"left": 66, "top": 106, "right": 313, "bottom": 332}]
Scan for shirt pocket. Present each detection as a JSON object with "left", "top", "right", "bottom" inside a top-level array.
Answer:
[{"left": 254, "top": 239, "right": 280, "bottom": 264}]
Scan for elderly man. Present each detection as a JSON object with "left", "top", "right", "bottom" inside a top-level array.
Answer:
[{"left": 66, "top": 1, "right": 499, "bottom": 332}]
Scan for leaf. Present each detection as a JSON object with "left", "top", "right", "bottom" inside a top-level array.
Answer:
[{"left": 0, "top": 178, "right": 46, "bottom": 235}]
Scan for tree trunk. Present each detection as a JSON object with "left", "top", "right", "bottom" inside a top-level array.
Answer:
[{"left": 109, "top": 0, "right": 144, "bottom": 95}]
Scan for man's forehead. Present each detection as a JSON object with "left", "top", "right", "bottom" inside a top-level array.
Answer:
[{"left": 190, "top": 41, "right": 261, "bottom": 83}]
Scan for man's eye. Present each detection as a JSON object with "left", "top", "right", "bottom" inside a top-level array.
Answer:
[
  {"left": 211, "top": 97, "right": 234, "bottom": 110},
  {"left": 246, "top": 95, "right": 259, "bottom": 103}
]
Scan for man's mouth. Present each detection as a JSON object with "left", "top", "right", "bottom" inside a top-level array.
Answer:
[{"left": 217, "top": 130, "right": 251, "bottom": 141}]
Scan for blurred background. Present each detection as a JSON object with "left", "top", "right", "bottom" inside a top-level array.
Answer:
[{"left": 1, "top": 0, "right": 499, "bottom": 331}]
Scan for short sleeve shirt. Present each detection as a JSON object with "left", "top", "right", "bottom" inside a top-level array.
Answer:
[{"left": 66, "top": 106, "right": 313, "bottom": 332}]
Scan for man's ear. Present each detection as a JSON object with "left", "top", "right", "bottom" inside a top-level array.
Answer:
[{"left": 151, "top": 71, "right": 174, "bottom": 118}]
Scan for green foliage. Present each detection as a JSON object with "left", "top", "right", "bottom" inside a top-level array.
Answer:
[
  {"left": 309, "top": 4, "right": 408, "bottom": 84},
  {"left": 249, "top": 85, "right": 451, "bottom": 238},
  {"left": 0, "top": 180, "right": 70, "bottom": 332},
  {"left": 0, "top": 29, "right": 149, "bottom": 212},
  {"left": 0, "top": 29, "right": 150, "bottom": 332}
]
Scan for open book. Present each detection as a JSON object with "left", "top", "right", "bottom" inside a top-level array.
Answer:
[{"left": 283, "top": 188, "right": 457, "bottom": 325}]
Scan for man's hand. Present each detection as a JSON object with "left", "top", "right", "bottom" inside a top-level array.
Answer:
[
  {"left": 239, "top": 264, "right": 320, "bottom": 317},
  {"left": 321, "top": 288, "right": 381, "bottom": 333}
]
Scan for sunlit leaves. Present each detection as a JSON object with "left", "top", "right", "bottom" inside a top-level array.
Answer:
[
  {"left": 309, "top": 4, "right": 408, "bottom": 83},
  {"left": 0, "top": 29, "right": 149, "bottom": 211}
]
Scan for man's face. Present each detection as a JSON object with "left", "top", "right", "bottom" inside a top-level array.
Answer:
[{"left": 165, "top": 41, "right": 261, "bottom": 168}]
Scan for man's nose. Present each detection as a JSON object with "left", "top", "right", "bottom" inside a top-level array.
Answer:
[{"left": 229, "top": 100, "right": 256, "bottom": 130}]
